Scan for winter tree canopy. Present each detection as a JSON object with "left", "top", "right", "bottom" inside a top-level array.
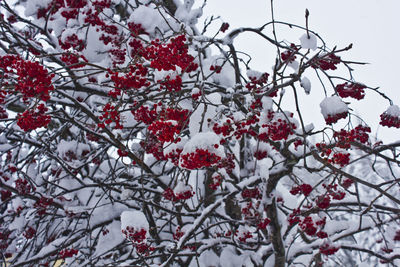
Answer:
[{"left": 0, "top": 0, "right": 400, "bottom": 266}]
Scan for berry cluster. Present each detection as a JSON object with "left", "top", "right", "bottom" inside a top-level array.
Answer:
[
  {"left": 290, "top": 184, "right": 313, "bottom": 197},
  {"left": 299, "top": 216, "right": 327, "bottom": 238},
  {"left": 324, "top": 112, "right": 348, "bottom": 125},
  {"left": 17, "top": 104, "right": 51, "bottom": 132},
  {"left": 241, "top": 187, "right": 261, "bottom": 199},
  {"left": 15, "top": 178, "right": 33, "bottom": 195},
  {"left": 336, "top": 82, "right": 366, "bottom": 100},
  {"left": 0, "top": 55, "right": 55, "bottom": 102},
  {"left": 209, "top": 174, "right": 223, "bottom": 190},
  {"left": 180, "top": 148, "right": 222, "bottom": 170},
  {"left": 34, "top": 196, "right": 53, "bottom": 215},
  {"left": 146, "top": 35, "right": 198, "bottom": 73},
  {"left": 173, "top": 226, "right": 184, "bottom": 241},
  {"left": 98, "top": 103, "right": 123, "bottom": 130},
  {"left": 1, "top": 190, "right": 11, "bottom": 202},
  {"left": 110, "top": 64, "right": 149, "bottom": 91},
  {"left": 59, "top": 248, "right": 79, "bottom": 259},
  {"left": 259, "top": 112, "right": 296, "bottom": 141},
  {"left": 210, "top": 65, "right": 222, "bottom": 73},
  {"left": 319, "top": 242, "right": 339, "bottom": 255},
  {"left": 311, "top": 54, "right": 341, "bottom": 70},
  {"left": 281, "top": 43, "right": 298, "bottom": 63},
  {"left": 122, "top": 226, "right": 154, "bottom": 255},
  {"left": 162, "top": 186, "right": 194, "bottom": 202},
  {"left": 220, "top": 22, "right": 230, "bottom": 33},
  {"left": 245, "top": 72, "right": 270, "bottom": 94},
  {"left": 254, "top": 149, "right": 268, "bottom": 160},
  {"left": 380, "top": 105, "right": 400, "bottom": 128},
  {"left": 23, "top": 227, "right": 36, "bottom": 239},
  {"left": 333, "top": 125, "right": 371, "bottom": 148}
]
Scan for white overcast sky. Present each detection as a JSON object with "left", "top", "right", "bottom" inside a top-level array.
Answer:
[{"left": 202, "top": 0, "right": 400, "bottom": 142}]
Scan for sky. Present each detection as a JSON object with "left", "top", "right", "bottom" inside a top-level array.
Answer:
[{"left": 201, "top": 0, "right": 400, "bottom": 142}]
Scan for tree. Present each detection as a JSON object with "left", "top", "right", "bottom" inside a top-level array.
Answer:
[{"left": 0, "top": 0, "right": 399, "bottom": 266}]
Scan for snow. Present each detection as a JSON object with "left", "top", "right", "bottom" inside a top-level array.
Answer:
[
  {"left": 384, "top": 104, "right": 400, "bottom": 117},
  {"left": 320, "top": 96, "right": 348, "bottom": 118},
  {"left": 299, "top": 33, "right": 317, "bottom": 50},
  {"left": 300, "top": 76, "right": 311, "bottom": 94},
  {"left": 120, "top": 210, "right": 149, "bottom": 232},
  {"left": 180, "top": 132, "right": 224, "bottom": 157}
]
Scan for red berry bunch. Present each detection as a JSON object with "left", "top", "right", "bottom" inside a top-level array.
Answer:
[
  {"left": 146, "top": 35, "right": 198, "bottom": 73},
  {"left": 209, "top": 174, "right": 223, "bottom": 190},
  {"left": 380, "top": 105, "right": 400, "bottom": 128},
  {"left": 162, "top": 186, "right": 194, "bottom": 202},
  {"left": 98, "top": 103, "right": 123, "bottom": 130},
  {"left": 311, "top": 54, "right": 341, "bottom": 70},
  {"left": 140, "top": 135, "right": 165, "bottom": 160},
  {"left": 180, "top": 148, "right": 222, "bottom": 170},
  {"left": 319, "top": 242, "right": 339, "bottom": 255},
  {"left": 281, "top": 43, "right": 298, "bottom": 63},
  {"left": 324, "top": 112, "right": 348, "bottom": 125},
  {"left": 23, "top": 227, "right": 36, "bottom": 239},
  {"left": 254, "top": 149, "right": 268, "bottom": 160},
  {"left": 238, "top": 231, "right": 253, "bottom": 243},
  {"left": 260, "top": 112, "right": 296, "bottom": 141},
  {"left": 59, "top": 33, "right": 85, "bottom": 51},
  {"left": 241, "top": 187, "right": 261, "bottom": 199},
  {"left": 122, "top": 226, "right": 154, "bottom": 255},
  {"left": 290, "top": 184, "right": 313, "bottom": 197},
  {"left": 15, "top": 178, "right": 33, "bottom": 195},
  {"left": 333, "top": 125, "right": 371, "bottom": 149},
  {"left": 336, "top": 82, "right": 366, "bottom": 100},
  {"left": 210, "top": 65, "right": 222, "bottom": 73},
  {"left": 220, "top": 22, "right": 230, "bottom": 33},
  {"left": 329, "top": 152, "right": 350, "bottom": 167},
  {"left": 34, "top": 196, "right": 53, "bottom": 215},
  {"left": 59, "top": 248, "right": 79, "bottom": 259},
  {"left": 17, "top": 104, "right": 51, "bottom": 131},
  {"left": 110, "top": 64, "right": 149, "bottom": 91},
  {"left": 173, "top": 226, "right": 184, "bottom": 241},
  {"left": 0, "top": 190, "right": 11, "bottom": 201},
  {"left": 245, "top": 72, "right": 270, "bottom": 94},
  {"left": 257, "top": 218, "right": 271, "bottom": 230},
  {"left": 0, "top": 55, "right": 55, "bottom": 102}
]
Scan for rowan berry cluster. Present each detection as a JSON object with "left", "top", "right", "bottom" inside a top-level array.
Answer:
[
  {"left": 220, "top": 23, "right": 230, "bottom": 33},
  {"left": 15, "top": 178, "right": 33, "bottom": 195},
  {"left": 0, "top": 190, "right": 11, "bottom": 201},
  {"left": 209, "top": 174, "right": 223, "bottom": 190},
  {"left": 180, "top": 148, "right": 222, "bottom": 169},
  {"left": 333, "top": 125, "right": 371, "bottom": 148},
  {"left": 241, "top": 187, "right": 261, "bottom": 199},
  {"left": 145, "top": 35, "right": 198, "bottom": 73},
  {"left": 34, "top": 197, "right": 53, "bottom": 215},
  {"left": 162, "top": 186, "right": 194, "bottom": 202},
  {"left": 290, "top": 184, "right": 313, "bottom": 197},
  {"left": 311, "top": 54, "right": 341, "bottom": 70},
  {"left": 98, "top": 103, "right": 123, "bottom": 130},
  {"left": 324, "top": 112, "right": 348, "bottom": 125},
  {"left": 299, "top": 216, "right": 327, "bottom": 237},
  {"left": 245, "top": 72, "right": 270, "bottom": 94},
  {"left": 59, "top": 248, "right": 79, "bottom": 259},
  {"left": 259, "top": 112, "right": 296, "bottom": 141},
  {"left": 380, "top": 106, "right": 400, "bottom": 128},
  {"left": 0, "top": 55, "right": 54, "bottom": 102},
  {"left": 122, "top": 226, "right": 154, "bottom": 255},
  {"left": 17, "top": 104, "right": 51, "bottom": 132},
  {"left": 23, "top": 227, "right": 36, "bottom": 239},
  {"left": 336, "top": 82, "right": 366, "bottom": 100},
  {"left": 319, "top": 243, "right": 339, "bottom": 255},
  {"left": 281, "top": 43, "right": 298, "bottom": 63}
]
